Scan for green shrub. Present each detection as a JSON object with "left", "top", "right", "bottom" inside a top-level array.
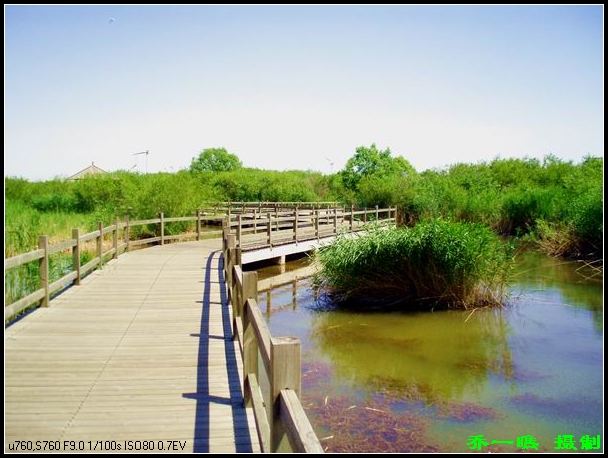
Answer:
[
  {"left": 31, "top": 193, "right": 79, "bottom": 213},
  {"left": 500, "top": 187, "right": 554, "bottom": 235},
  {"left": 567, "top": 190, "right": 603, "bottom": 255}
]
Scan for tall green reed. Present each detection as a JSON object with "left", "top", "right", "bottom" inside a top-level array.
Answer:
[{"left": 314, "top": 219, "right": 515, "bottom": 310}]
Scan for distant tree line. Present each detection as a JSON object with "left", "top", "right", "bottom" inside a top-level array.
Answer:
[{"left": 5, "top": 145, "right": 603, "bottom": 259}]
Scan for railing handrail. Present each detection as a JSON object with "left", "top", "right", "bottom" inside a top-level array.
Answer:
[
  {"left": 220, "top": 204, "right": 398, "bottom": 452},
  {"left": 228, "top": 205, "right": 397, "bottom": 251},
  {"left": 4, "top": 202, "right": 397, "bottom": 322},
  {"left": 4, "top": 209, "right": 218, "bottom": 321},
  {"left": 4, "top": 205, "right": 394, "bottom": 269},
  {"left": 222, "top": 229, "right": 324, "bottom": 453}
]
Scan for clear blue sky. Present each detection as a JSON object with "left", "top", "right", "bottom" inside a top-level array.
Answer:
[{"left": 4, "top": 5, "right": 604, "bottom": 180}]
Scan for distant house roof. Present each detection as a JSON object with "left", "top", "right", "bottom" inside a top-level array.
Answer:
[{"left": 67, "top": 162, "right": 107, "bottom": 181}]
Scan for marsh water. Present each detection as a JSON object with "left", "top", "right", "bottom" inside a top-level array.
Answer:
[{"left": 254, "top": 252, "right": 603, "bottom": 452}]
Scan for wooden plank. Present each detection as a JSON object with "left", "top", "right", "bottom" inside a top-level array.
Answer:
[
  {"left": 48, "top": 271, "right": 78, "bottom": 295},
  {"left": 163, "top": 216, "right": 197, "bottom": 223},
  {"left": 279, "top": 389, "right": 324, "bottom": 453},
  {"left": 129, "top": 218, "right": 161, "bottom": 226},
  {"left": 4, "top": 288, "right": 45, "bottom": 321},
  {"left": 48, "top": 239, "right": 77, "bottom": 255},
  {"left": 5, "top": 248, "right": 45, "bottom": 270},
  {"left": 245, "top": 299, "right": 272, "bottom": 375},
  {"left": 247, "top": 373, "right": 270, "bottom": 452},
  {"left": 39, "top": 235, "right": 50, "bottom": 307},
  {"left": 233, "top": 265, "right": 244, "bottom": 292},
  {"left": 129, "top": 236, "right": 161, "bottom": 246},
  {"left": 101, "top": 225, "right": 116, "bottom": 235},
  {"left": 80, "top": 257, "right": 100, "bottom": 276},
  {"left": 80, "top": 230, "right": 101, "bottom": 243}
]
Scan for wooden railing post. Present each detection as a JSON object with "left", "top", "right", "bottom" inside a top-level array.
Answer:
[
  {"left": 113, "top": 218, "right": 119, "bottom": 259},
  {"left": 333, "top": 207, "right": 338, "bottom": 233},
  {"left": 39, "top": 235, "right": 49, "bottom": 307},
  {"left": 97, "top": 222, "right": 103, "bottom": 267},
  {"left": 124, "top": 214, "right": 130, "bottom": 252},
  {"left": 229, "top": 249, "right": 237, "bottom": 308},
  {"left": 267, "top": 213, "right": 272, "bottom": 246},
  {"left": 237, "top": 215, "right": 242, "bottom": 246},
  {"left": 222, "top": 225, "right": 229, "bottom": 267},
  {"left": 271, "top": 337, "right": 301, "bottom": 451},
  {"left": 236, "top": 267, "right": 253, "bottom": 323},
  {"left": 293, "top": 209, "right": 299, "bottom": 242},
  {"left": 363, "top": 208, "right": 367, "bottom": 224},
  {"left": 242, "top": 312, "right": 258, "bottom": 405},
  {"left": 375, "top": 205, "right": 379, "bottom": 222},
  {"left": 226, "top": 234, "right": 236, "bottom": 288},
  {"left": 159, "top": 212, "right": 165, "bottom": 245},
  {"left": 236, "top": 247, "right": 242, "bottom": 268},
  {"left": 350, "top": 205, "right": 354, "bottom": 231},
  {"left": 253, "top": 209, "right": 258, "bottom": 234},
  {"left": 315, "top": 209, "right": 320, "bottom": 238},
  {"left": 196, "top": 209, "right": 202, "bottom": 241},
  {"left": 396, "top": 206, "right": 404, "bottom": 227},
  {"left": 72, "top": 228, "right": 81, "bottom": 285},
  {"left": 242, "top": 272, "right": 259, "bottom": 404}
]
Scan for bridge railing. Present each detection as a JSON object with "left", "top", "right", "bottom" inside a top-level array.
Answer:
[
  {"left": 227, "top": 205, "right": 397, "bottom": 251},
  {"left": 200, "top": 201, "right": 341, "bottom": 216},
  {"left": 223, "top": 231, "right": 324, "bottom": 453},
  {"left": 220, "top": 205, "right": 396, "bottom": 451},
  {"left": 5, "top": 203, "right": 397, "bottom": 321},
  {"left": 4, "top": 211, "right": 221, "bottom": 322}
]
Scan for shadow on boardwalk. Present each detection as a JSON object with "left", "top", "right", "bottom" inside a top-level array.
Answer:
[{"left": 186, "top": 251, "right": 254, "bottom": 452}]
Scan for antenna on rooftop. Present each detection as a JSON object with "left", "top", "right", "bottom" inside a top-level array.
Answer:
[{"left": 132, "top": 150, "right": 150, "bottom": 174}]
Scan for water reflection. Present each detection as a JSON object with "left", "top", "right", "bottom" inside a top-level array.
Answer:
[
  {"left": 510, "top": 251, "right": 603, "bottom": 333},
  {"left": 257, "top": 251, "right": 603, "bottom": 452},
  {"left": 309, "top": 308, "right": 513, "bottom": 404}
]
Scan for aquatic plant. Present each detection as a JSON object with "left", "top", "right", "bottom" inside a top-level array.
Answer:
[{"left": 313, "top": 219, "right": 515, "bottom": 309}]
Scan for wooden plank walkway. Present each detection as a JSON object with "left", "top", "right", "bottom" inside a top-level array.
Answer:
[{"left": 5, "top": 240, "right": 260, "bottom": 453}]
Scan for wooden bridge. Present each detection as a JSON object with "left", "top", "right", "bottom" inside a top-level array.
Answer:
[{"left": 4, "top": 203, "right": 395, "bottom": 453}]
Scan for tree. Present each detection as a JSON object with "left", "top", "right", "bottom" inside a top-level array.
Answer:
[
  {"left": 189, "top": 148, "right": 242, "bottom": 173},
  {"left": 340, "top": 144, "right": 416, "bottom": 192}
]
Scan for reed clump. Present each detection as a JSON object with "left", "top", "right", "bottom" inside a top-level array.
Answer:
[{"left": 313, "top": 219, "right": 515, "bottom": 310}]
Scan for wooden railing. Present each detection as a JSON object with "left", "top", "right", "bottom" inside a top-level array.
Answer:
[
  {"left": 223, "top": 231, "right": 324, "bottom": 453},
  {"left": 5, "top": 204, "right": 396, "bottom": 321},
  {"left": 201, "top": 201, "right": 341, "bottom": 216},
  {"left": 4, "top": 211, "right": 221, "bottom": 321},
  {"left": 227, "top": 205, "right": 397, "bottom": 251},
  {"left": 221, "top": 206, "right": 395, "bottom": 451}
]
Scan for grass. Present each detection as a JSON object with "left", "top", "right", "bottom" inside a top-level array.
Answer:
[
  {"left": 5, "top": 199, "right": 96, "bottom": 257},
  {"left": 313, "top": 219, "right": 515, "bottom": 310}
]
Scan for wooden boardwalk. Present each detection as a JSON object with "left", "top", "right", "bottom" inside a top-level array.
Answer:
[{"left": 5, "top": 240, "right": 260, "bottom": 453}]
